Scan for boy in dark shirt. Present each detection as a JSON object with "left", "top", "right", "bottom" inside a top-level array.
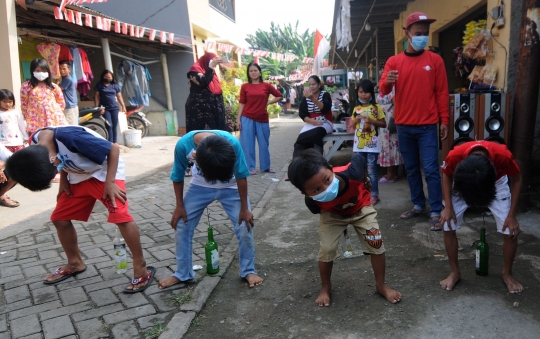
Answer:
[{"left": 288, "top": 149, "right": 401, "bottom": 306}]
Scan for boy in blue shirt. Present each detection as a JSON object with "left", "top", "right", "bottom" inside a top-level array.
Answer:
[
  {"left": 158, "top": 130, "right": 263, "bottom": 289},
  {"left": 5, "top": 126, "right": 154, "bottom": 293}
]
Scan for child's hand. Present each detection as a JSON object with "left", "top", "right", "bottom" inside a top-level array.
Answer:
[
  {"left": 502, "top": 216, "right": 521, "bottom": 239},
  {"left": 170, "top": 206, "right": 187, "bottom": 230},
  {"left": 238, "top": 208, "right": 254, "bottom": 231},
  {"left": 439, "top": 206, "right": 456, "bottom": 229},
  {"left": 0, "top": 171, "right": 7, "bottom": 184},
  {"left": 103, "top": 181, "right": 127, "bottom": 207},
  {"left": 57, "top": 174, "right": 71, "bottom": 201}
]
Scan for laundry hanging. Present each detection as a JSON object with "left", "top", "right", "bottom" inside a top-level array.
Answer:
[{"left": 116, "top": 59, "right": 152, "bottom": 106}]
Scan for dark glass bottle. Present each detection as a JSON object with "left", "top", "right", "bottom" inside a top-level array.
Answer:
[
  {"left": 205, "top": 227, "right": 219, "bottom": 274},
  {"left": 476, "top": 227, "right": 489, "bottom": 276}
]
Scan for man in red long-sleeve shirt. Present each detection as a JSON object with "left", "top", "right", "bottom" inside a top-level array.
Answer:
[{"left": 379, "top": 12, "right": 449, "bottom": 231}]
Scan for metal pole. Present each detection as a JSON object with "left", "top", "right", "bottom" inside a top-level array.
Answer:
[
  {"left": 160, "top": 53, "right": 174, "bottom": 111},
  {"left": 509, "top": 0, "right": 540, "bottom": 210},
  {"left": 101, "top": 38, "right": 113, "bottom": 71},
  {"left": 375, "top": 29, "right": 379, "bottom": 85}
]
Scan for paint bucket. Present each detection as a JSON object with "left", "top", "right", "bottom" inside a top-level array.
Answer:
[{"left": 124, "top": 129, "right": 142, "bottom": 148}]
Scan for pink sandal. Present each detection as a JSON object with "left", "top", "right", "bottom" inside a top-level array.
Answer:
[{"left": 379, "top": 176, "right": 396, "bottom": 183}]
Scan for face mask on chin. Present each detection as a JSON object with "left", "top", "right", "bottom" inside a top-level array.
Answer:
[
  {"left": 33, "top": 72, "right": 49, "bottom": 81},
  {"left": 408, "top": 34, "right": 429, "bottom": 51}
]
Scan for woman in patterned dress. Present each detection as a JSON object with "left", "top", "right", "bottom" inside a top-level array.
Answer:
[
  {"left": 21, "top": 58, "right": 66, "bottom": 134},
  {"left": 376, "top": 89, "right": 403, "bottom": 183},
  {"left": 185, "top": 52, "right": 226, "bottom": 132}
]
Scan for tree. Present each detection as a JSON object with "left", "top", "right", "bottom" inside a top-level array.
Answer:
[{"left": 245, "top": 21, "right": 315, "bottom": 76}]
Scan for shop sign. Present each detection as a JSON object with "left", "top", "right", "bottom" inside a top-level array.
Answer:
[{"left": 209, "top": 0, "right": 235, "bottom": 22}]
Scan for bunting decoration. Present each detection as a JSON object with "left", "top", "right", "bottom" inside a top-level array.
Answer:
[
  {"left": 204, "top": 41, "right": 307, "bottom": 65},
  {"left": 54, "top": 6, "right": 177, "bottom": 45}
]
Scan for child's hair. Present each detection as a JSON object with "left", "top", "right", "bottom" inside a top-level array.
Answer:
[
  {"left": 29, "top": 58, "right": 54, "bottom": 89},
  {"left": 196, "top": 136, "right": 236, "bottom": 184},
  {"left": 0, "top": 89, "right": 15, "bottom": 106},
  {"left": 5, "top": 145, "right": 56, "bottom": 192},
  {"left": 356, "top": 79, "right": 377, "bottom": 105},
  {"left": 452, "top": 153, "right": 497, "bottom": 208},
  {"left": 287, "top": 149, "right": 332, "bottom": 193}
]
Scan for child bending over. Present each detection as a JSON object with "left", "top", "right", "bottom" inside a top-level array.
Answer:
[
  {"left": 288, "top": 149, "right": 401, "bottom": 306},
  {"left": 5, "top": 126, "right": 154, "bottom": 293},
  {"left": 159, "top": 131, "right": 263, "bottom": 289},
  {"left": 439, "top": 141, "right": 523, "bottom": 293}
]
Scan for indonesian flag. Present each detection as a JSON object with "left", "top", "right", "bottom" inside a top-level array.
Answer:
[
  {"left": 168, "top": 33, "right": 174, "bottom": 45},
  {"left": 149, "top": 29, "right": 156, "bottom": 41},
  {"left": 75, "top": 11, "right": 83, "bottom": 26},
  {"left": 85, "top": 14, "right": 92, "bottom": 27},
  {"left": 96, "top": 16, "right": 103, "bottom": 30},
  {"left": 139, "top": 27, "right": 146, "bottom": 38},
  {"left": 114, "top": 21, "right": 121, "bottom": 33},
  {"left": 313, "top": 30, "right": 330, "bottom": 75},
  {"left": 160, "top": 31, "right": 167, "bottom": 43},
  {"left": 121, "top": 22, "right": 128, "bottom": 35},
  {"left": 54, "top": 7, "right": 63, "bottom": 20}
]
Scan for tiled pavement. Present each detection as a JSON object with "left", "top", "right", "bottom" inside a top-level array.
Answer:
[{"left": 0, "top": 116, "right": 302, "bottom": 339}]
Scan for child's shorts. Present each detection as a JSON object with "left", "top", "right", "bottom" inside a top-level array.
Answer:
[
  {"left": 443, "top": 175, "right": 511, "bottom": 235},
  {"left": 51, "top": 178, "right": 133, "bottom": 224},
  {"left": 318, "top": 205, "right": 385, "bottom": 262}
]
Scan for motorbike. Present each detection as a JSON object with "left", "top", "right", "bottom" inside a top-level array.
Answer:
[
  {"left": 78, "top": 106, "right": 110, "bottom": 140},
  {"left": 125, "top": 105, "right": 151, "bottom": 138}
]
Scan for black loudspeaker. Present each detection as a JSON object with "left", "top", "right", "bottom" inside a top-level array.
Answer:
[
  {"left": 477, "top": 93, "right": 510, "bottom": 144},
  {"left": 442, "top": 93, "right": 478, "bottom": 159}
]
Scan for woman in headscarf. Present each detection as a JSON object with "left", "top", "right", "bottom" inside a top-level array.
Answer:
[{"left": 185, "top": 52, "right": 226, "bottom": 132}]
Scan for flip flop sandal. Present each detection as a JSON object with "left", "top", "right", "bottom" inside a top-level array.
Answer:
[
  {"left": 263, "top": 169, "right": 276, "bottom": 173},
  {"left": 430, "top": 218, "right": 443, "bottom": 232},
  {"left": 379, "top": 177, "right": 396, "bottom": 183},
  {"left": 399, "top": 209, "right": 424, "bottom": 220},
  {"left": 43, "top": 265, "right": 87, "bottom": 285},
  {"left": 249, "top": 170, "right": 257, "bottom": 175},
  {"left": 123, "top": 266, "right": 156, "bottom": 294}
]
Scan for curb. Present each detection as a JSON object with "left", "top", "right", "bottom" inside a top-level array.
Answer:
[{"left": 158, "top": 162, "right": 288, "bottom": 339}]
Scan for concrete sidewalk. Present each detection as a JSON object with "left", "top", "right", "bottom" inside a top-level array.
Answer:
[{"left": 0, "top": 118, "right": 305, "bottom": 339}]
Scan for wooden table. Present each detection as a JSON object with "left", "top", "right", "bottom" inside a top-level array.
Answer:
[{"left": 322, "top": 132, "right": 354, "bottom": 161}]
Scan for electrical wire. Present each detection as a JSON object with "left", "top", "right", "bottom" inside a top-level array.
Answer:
[{"left": 490, "top": 23, "right": 508, "bottom": 90}]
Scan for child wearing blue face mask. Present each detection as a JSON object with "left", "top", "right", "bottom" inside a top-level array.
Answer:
[
  {"left": 350, "top": 80, "right": 387, "bottom": 205},
  {"left": 287, "top": 149, "right": 401, "bottom": 307}
]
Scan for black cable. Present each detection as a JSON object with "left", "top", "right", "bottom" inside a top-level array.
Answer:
[{"left": 490, "top": 23, "right": 507, "bottom": 90}]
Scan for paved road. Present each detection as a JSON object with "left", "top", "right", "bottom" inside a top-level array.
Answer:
[{"left": 0, "top": 116, "right": 309, "bottom": 339}]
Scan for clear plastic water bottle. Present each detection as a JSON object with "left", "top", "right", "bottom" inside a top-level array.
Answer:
[{"left": 113, "top": 227, "right": 128, "bottom": 274}]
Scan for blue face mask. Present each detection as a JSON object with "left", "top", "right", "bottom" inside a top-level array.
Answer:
[
  {"left": 311, "top": 175, "right": 340, "bottom": 202},
  {"left": 409, "top": 35, "right": 429, "bottom": 51},
  {"left": 358, "top": 97, "right": 371, "bottom": 104}
]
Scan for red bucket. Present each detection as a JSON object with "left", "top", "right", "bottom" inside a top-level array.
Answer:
[{"left": 345, "top": 117, "right": 355, "bottom": 133}]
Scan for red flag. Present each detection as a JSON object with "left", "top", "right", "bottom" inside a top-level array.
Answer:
[
  {"left": 149, "top": 29, "right": 156, "bottom": 41},
  {"left": 54, "top": 7, "right": 63, "bottom": 20},
  {"left": 96, "top": 16, "right": 103, "bottom": 30},
  {"left": 139, "top": 27, "right": 146, "bottom": 38},
  {"left": 121, "top": 23, "right": 128, "bottom": 35},
  {"left": 130, "top": 24, "right": 135, "bottom": 36},
  {"left": 75, "top": 11, "right": 83, "bottom": 26},
  {"left": 115, "top": 21, "right": 121, "bottom": 33},
  {"left": 168, "top": 33, "right": 174, "bottom": 44},
  {"left": 160, "top": 31, "right": 166, "bottom": 43},
  {"left": 85, "top": 14, "right": 92, "bottom": 27}
]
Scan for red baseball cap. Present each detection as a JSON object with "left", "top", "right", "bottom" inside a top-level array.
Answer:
[{"left": 404, "top": 12, "right": 436, "bottom": 29}]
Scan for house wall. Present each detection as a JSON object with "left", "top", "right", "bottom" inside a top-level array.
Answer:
[{"left": 394, "top": 0, "right": 512, "bottom": 91}]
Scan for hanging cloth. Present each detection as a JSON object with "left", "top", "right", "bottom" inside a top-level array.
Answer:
[
  {"left": 58, "top": 44, "right": 73, "bottom": 62},
  {"left": 37, "top": 43, "right": 61, "bottom": 79}
]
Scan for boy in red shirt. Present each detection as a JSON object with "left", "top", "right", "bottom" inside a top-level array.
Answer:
[
  {"left": 439, "top": 141, "right": 523, "bottom": 293},
  {"left": 288, "top": 150, "right": 401, "bottom": 306}
]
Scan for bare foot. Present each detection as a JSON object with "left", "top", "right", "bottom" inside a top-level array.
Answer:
[
  {"left": 315, "top": 286, "right": 331, "bottom": 307},
  {"left": 245, "top": 274, "right": 263, "bottom": 288},
  {"left": 43, "top": 263, "right": 86, "bottom": 283},
  {"left": 440, "top": 272, "right": 461, "bottom": 291},
  {"left": 376, "top": 284, "right": 401, "bottom": 303},
  {"left": 503, "top": 274, "right": 524, "bottom": 293},
  {"left": 158, "top": 276, "right": 183, "bottom": 290}
]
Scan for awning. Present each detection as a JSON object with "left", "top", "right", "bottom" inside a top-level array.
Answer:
[
  {"left": 16, "top": 0, "right": 192, "bottom": 54},
  {"left": 330, "top": 0, "right": 416, "bottom": 69}
]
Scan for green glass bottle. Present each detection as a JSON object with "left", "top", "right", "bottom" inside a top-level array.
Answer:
[
  {"left": 476, "top": 227, "right": 489, "bottom": 276},
  {"left": 205, "top": 227, "right": 219, "bottom": 274}
]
